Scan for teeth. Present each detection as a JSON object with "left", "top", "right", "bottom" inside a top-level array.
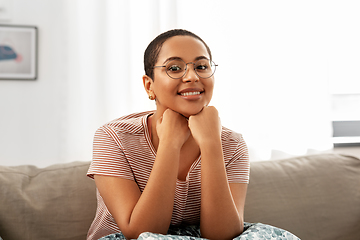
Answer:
[{"left": 181, "top": 91, "right": 201, "bottom": 96}]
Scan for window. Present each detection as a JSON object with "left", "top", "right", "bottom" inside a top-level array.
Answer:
[{"left": 331, "top": 94, "right": 360, "bottom": 147}]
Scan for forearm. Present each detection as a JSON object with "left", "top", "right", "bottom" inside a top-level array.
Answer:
[
  {"left": 200, "top": 140, "right": 243, "bottom": 240},
  {"left": 121, "top": 143, "right": 180, "bottom": 238}
]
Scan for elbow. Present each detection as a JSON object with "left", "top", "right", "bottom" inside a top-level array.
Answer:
[
  {"left": 121, "top": 230, "right": 141, "bottom": 240},
  {"left": 122, "top": 230, "right": 146, "bottom": 240},
  {"left": 200, "top": 218, "right": 244, "bottom": 240}
]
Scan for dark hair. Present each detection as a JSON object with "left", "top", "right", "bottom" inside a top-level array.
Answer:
[{"left": 144, "top": 29, "right": 212, "bottom": 80}]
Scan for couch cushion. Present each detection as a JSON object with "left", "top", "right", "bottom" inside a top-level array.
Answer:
[
  {"left": 0, "top": 161, "right": 96, "bottom": 240},
  {"left": 245, "top": 153, "right": 360, "bottom": 240}
]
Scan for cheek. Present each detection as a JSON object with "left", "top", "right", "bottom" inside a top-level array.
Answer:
[
  {"left": 206, "top": 80, "right": 215, "bottom": 94},
  {"left": 153, "top": 80, "right": 178, "bottom": 97}
]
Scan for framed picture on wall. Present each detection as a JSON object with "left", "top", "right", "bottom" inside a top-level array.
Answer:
[{"left": 0, "top": 25, "right": 38, "bottom": 80}]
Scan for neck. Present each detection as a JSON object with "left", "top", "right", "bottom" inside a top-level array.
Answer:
[{"left": 149, "top": 112, "right": 160, "bottom": 150}]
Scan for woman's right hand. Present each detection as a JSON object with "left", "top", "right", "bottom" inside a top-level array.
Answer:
[{"left": 156, "top": 109, "right": 190, "bottom": 149}]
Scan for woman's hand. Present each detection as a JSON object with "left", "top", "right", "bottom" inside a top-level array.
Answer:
[
  {"left": 188, "top": 106, "right": 222, "bottom": 148},
  {"left": 156, "top": 109, "right": 190, "bottom": 149}
]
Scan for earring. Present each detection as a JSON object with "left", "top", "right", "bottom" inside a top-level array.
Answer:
[{"left": 149, "top": 95, "right": 155, "bottom": 100}]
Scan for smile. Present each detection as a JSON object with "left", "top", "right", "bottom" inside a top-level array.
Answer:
[{"left": 180, "top": 91, "right": 201, "bottom": 96}]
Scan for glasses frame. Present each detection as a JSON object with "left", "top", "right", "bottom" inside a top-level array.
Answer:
[{"left": 152, "top": 58, "right": 218, "bottom": 79}]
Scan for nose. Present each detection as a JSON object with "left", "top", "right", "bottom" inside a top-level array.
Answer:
[{"left": 182, "top": 63, "right": 199, "bottom": 82}]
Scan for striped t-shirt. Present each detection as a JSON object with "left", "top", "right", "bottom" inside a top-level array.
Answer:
[{"left": 86, "top": 111, "right": 250, "bottom": 240}]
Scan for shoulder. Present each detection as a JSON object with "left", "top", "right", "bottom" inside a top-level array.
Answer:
[
  {"left": 100, "top": 110, "right": 154, "bottom": 135},
  {"left": 221, "top": 126, "right": 248, "bottom": 156},
  {"left": 221, "top": 126, "right": 245, "bottom": 144}
]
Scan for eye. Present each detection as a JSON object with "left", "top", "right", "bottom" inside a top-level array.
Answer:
[
  {"left": 196, "top": 62, "right": 210, "bottom": 72},
  {"left": 196, "top": 64, "right": 208, "bottom": 70},
  {"left": 167, "top": 65, "right": 182, "bottom": 72}
]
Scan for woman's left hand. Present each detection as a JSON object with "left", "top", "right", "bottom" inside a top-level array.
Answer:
[{"left": 188, "top": 106, "right": 222, "bottom": 147}]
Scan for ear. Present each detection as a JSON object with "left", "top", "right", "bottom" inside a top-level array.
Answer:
[{"left": 143, "top": 75, "right": 154, "bottom": 96}]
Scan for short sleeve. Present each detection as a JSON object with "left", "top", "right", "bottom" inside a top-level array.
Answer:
[
  {"left": 225, "top": 134, "right": 250, "bottom": 184},
  {"left": 87, "top": 127, "right": 135, "bottom": 181}
]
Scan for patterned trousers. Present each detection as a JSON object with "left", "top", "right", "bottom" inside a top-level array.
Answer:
[{"left": 99, "top": 222, "right": 301, "bottom": 240}]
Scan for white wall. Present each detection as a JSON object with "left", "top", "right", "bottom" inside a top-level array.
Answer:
[
  {"left": 0, "top": 0, "right": 69, "bottom": 167},
  {"left": 2, "top": 1, "right": 358, "bottom": 167},
  {"left": 0, "top": 0, "right": 165, "bottom": 167}
]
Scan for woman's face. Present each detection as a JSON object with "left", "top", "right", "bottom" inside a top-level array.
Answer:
[{"left": 150, "top": 35, "right": 214, "bottom": 118}]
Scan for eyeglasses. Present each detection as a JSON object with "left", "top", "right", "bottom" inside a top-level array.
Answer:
[{"left": 153, "top": 58, "right": 218, "bottom": 79}]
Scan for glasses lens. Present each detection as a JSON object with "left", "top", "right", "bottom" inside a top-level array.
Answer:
[
  {"left": 165, "top": 60, "right": 186, "bottom": 79},
  {"left": 195, "top": 59, "right": 216, "bottom": 78}
]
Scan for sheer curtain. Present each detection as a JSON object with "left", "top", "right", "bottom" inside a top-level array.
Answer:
[
  {"left": 63, "top": 0, "right": 341, "bottom": 162},
  {"left": 62, "top": 0, "right": 179, "bottom": 161}
]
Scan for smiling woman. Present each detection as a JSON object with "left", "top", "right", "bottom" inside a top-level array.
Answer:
[{"left": 85, "top": 29, "right": 300, "bottom": 240}]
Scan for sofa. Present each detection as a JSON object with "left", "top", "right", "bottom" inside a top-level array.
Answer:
[{"left": 0, "top": 153, "right": 359, "bottom": 240}]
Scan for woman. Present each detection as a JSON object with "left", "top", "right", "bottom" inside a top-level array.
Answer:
[{"left": 87, "top": 29, "right": 300, "bottom": 240}]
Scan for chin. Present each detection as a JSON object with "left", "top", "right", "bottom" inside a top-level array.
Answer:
[{"left": 180, "top": 108, "right": 203, "bottom": 118}]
